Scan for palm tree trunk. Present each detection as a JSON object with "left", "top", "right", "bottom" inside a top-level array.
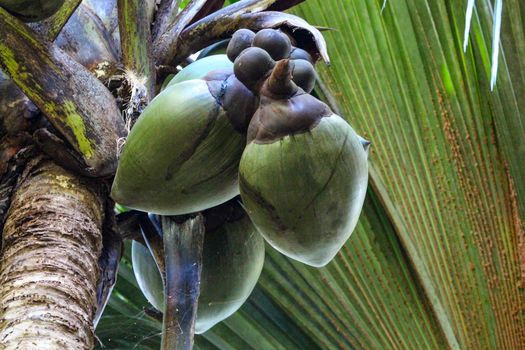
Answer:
[{"left": 0, "top": 156, "right": 104, "bottom": 349}]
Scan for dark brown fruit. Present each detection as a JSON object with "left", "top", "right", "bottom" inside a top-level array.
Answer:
[
  {"left": 252, "top": 29, "right": 292, "bottom": 61},
  {"left": 292, "top": 59, "right": 316, "bottom": 93},
  {"left": 289, "top": 47, "right": 313, "bottom": 64},
  {"left": 233, "top": 47, "right": 275, "bottom": 89},
  {"left": 226, "top": 29, "right": 255, "bottom": 62}
]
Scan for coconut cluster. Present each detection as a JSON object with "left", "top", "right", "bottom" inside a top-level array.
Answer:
[
  {"left": 113, "top": 27, "right": 370, "bottom": 266},
  {"left": 111, "top": 27, "right": 369, "bottom": 333},
  {"left": 0, "top": 0, "right": 371, "bottom": 333}
]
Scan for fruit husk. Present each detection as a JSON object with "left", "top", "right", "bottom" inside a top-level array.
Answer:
[
  {"left": 111, "top": 79, "right": 245, "bottom": 215},
  {"left": 240, "top": 115, "right": 368, "bottom": 267},
  {"left": 290, "top": 59, "right": 316, "bottom": 93},
  {"left": 226, "top": 29, "right": 255, "bottom": 62},
  {"left": 289, "top": 46, "right": 313, "bottom": 63},
  {"left": 131, "top": 213, "right": 265, "bottom": 334},
  {"left": 232, "top": 47, "right": 276, "bottom": 91},
  {"left": 0, "top": 0, "right": 64, "bottom": 22},
  {"left": 252, "top": 28, "right": 292, "bottom": 61}
]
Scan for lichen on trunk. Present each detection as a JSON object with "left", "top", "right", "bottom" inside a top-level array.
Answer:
[{"left": 0, "top": 156, "right": 104, "bottom": 349}]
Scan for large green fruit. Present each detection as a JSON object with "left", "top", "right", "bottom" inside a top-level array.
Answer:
[
  {"left": 197, "top": 39, "right": 229, "bottom": 60},
  {"left": 132, "top": 209, "right": 265, "bottom": 334},
  {"left": 167, "top": 54, "right": 233, "bottom": 88},
  {"left": 238, "top": 60, "right": 369, "bottom": 267},
  {"left": 132, "top": 241, "right": 164, "bottom": 312},
  {"left": 112, "top": 80, "right": 241, "bottom": 214},
  {"left": 111, "top": 71, "right": 256, "bottom": 214},
  {"left": 0, "top": 0, "right": 64, "bottom": 22}
]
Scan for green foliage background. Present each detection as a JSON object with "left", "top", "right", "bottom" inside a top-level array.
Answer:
[{"left": 96, "top": 0, "right": 525, "bottom": 348}]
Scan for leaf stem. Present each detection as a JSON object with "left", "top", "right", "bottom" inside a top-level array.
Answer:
[
  {"left": 153, "top": 0, "right": 183, "bottom": 40},
  {"left": 154, "top": 0, "right": 210, "bottom": 66},
  {"left": 0, "top": 7, "right": 125, "bottom": 177},
  {"left": 29, "top": 0, "right": 83, "bottom": 41},
  {"left": 118, "top": 0, "right": 155, "bottom": 125}
]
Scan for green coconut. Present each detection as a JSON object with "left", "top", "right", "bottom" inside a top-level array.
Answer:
[
  {"left": 160, "top": 73, "right": 175, "bottom": 91},
  {"left": 237, "top": 60, "right": 369, "bottom": 267},
  {"left": 197, "top": 39, "right": 230, "bottom": 60},
  {"left": 132, "top": 241, "right": 164, "bottom": 311},
  {"left": 0, "top": 0, "right": 64, "bottom": 22},
  {"left": 112, "top": 70, "right": 256, "bottom": 215},
  {"left": 131, "top": 205, "right": 265, "bottom": 333},
  {"left": 167, "top": 55, "right": 233, "bottom": 88}
]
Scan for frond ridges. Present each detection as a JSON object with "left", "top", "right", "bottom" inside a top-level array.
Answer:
[{"left": 293, "top": 0, "right": 525, "bottom": 348}]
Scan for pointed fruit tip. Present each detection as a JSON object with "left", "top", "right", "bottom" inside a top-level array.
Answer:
[
  {"left": 266, "top": 59, "right": 298, "bottom": 97},
  {"left": 358, "top": 136, "right": 371, "bottom": 153}
]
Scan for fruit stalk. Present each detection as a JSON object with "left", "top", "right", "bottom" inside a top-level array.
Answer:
[
  {"left": 161, "top": 215, "right": 205, "bottom": 350},
  {"left": 153, "top": 0, "right": 210, "bottom": 66},
  {"left": 152, "top": 0, "right": 183, "bottom": 39},
  {"left": 139, "top": 214, "right": 166, "bottom": 284}
]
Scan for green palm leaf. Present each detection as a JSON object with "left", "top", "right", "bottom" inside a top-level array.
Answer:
[
  {"left": 294, "top": 0, "right": 525, "bottom": 348},
  {"left": 96, "top": 0, "right": 525, "bottom": 348}
]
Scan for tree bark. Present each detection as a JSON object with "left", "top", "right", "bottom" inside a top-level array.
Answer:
[{"left": 0, "top": 156, "right": 104, "bottom": 349}]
